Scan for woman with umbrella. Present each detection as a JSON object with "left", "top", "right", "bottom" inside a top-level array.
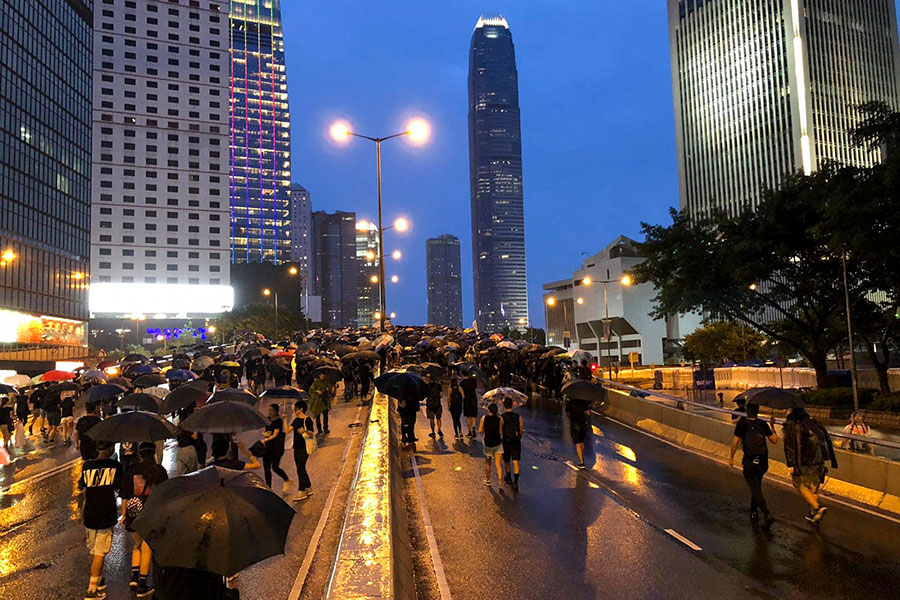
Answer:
[{"left": 308, "top": 371, "right": 331, "bottom": 434}]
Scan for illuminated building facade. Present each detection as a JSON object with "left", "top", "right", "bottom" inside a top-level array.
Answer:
[
  {"left": 669, "top": 0, "right": 900, "bottom": 217},
  {"left": 89, "top": 0, "right": 233, "bottom": 319},
  {"left": 311, "top": 211, "right": 358, "bottom": 329},
  {"left": 426, "top": 235, "right": 463, "bottom": 328},
  {"left": 356, "top": 221, "right": 379, "bottom": 328},
  {"left": 229, "top": 0, "right": 292, "bottom": 264},
  {"left": 0, "top": 0, "right": 92, "bottom": 359},
  {"left": 468, "top": 14, "right": 529, "bottom": 333}
]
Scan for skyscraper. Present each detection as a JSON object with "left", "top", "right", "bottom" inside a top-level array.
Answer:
[
  {"left": 311, "top": 211, "right": 358, "bottom": 328},
  {"left": 89, "top": 0, "right": 233, "bottom": 319},
  {"left": 468, "top": 14, "right": 529, "bottom": 333},
  {"left": 669, "top": 0, "right": 900, "bottom": 217},
  {"left": 356, "top": 221, "right": 380, "bottom": 328},
  {"left": 289, "top": 183, "right": 312, "bottom": 284},
  {"left": 426, "top": 235, "right": 463, "bottom": 328},
  {"left": 0, "top": 0, "right": 92, "bottom": 361},
  {"left": 230, "top": 0, "right": 292, "bottom": 264}
]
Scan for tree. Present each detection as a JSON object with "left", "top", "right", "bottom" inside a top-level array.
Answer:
[
  {"left": 682, "top": 321, "right": 768, "bottom": 366},
  {"left": 213, "top": 302, "right": 305, "bottom": 342}
]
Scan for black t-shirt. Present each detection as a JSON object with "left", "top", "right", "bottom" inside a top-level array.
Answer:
[
  {"left": 483, "top": 414, "right": 502, "bottom": 447},
  {"left": 212, "top": 457, "right": 246, "bottom": 470},
  {"left": 733, "top": 418, "right": 773, "bottom": 460},
  {"left": 0, "top": 405, "right": 12, "bottom": 426},
  {"left": 291, "top": 416, "right": 314, "bottom": 453},
  {"left": 61, "top": 397, "right": 75, "bottom": 418},
  {"left": 566, "top": 399, "right": 590, "bottom": 427},
  {"left": 75, "top": 415, "right": 103, "bottom": 460},
  {"left": 460, "top": 377, "right": 477, "bottom": 399},
  {"left": 264, "top": 417, "right": 286, "bottom": 455},
  {"left": 427, "top": 382, "right": 443, "bottom": 409},
  {"left": 79, "top": 457, "right": 123, "bottom": 529},
  {"left": 15, "top": 396, "right": 29, "bottom": 415},
  {"left": 43, "top": 394, "right": 61, "bottom": 414},
  {"left": 449, "top": 387, "right": 463, "bottom": 411}
]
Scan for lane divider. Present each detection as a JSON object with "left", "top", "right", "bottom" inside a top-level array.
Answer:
[
  {"left": 2, "top": 457, "right": 81, "bottom": 493},
  {"left": 665, "top": 529, "right": 703, "bottom": 551}
]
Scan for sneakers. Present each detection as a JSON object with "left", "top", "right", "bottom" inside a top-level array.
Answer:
[
  {"left": 750, "top": 509, "right": 759, "bottom": 522},
  {"left": 438, "top": 430, "right": 444, "bottom": 438},
  {"left": 130, "top": 571, "right": 140, "bottom": 590},
  {"left": 98, "top": 578, "right": 107, "bottom": 591},
  {"left": 281, "top": 480, "right": 293, "bottom": 496},
  {"left": 428, "top": 432, "right": 436, "bottom": 439},
  {"left": 291, "top": 491, "right": 309, "bottom": 502},
  {"left": 483, "top": 479, "right": 491, "bottom": 486},
  {"left": 576, "top": 462, "right": 586, "bottom": 469},
  {"left": 85, "top": 591, "right": 107, "bottom": 600},
  {"left": 135, "top": 582, "right": 154, "bottom": 598},
  {"left": 811, "top": 506, "right": 828, "bottom": 523}
]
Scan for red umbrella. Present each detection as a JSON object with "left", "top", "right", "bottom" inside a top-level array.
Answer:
[
  {"left": 34, "top": 370, "right": 77, "bottom": 383},
  {"left": 273, "top": 351, "right": 294, "bottom": 358}
]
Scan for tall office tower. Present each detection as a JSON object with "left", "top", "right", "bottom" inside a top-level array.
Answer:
[
  {"left": 356, "top": 221, "right": 380, "bottom": 328},
  {"left": 289, "top": 183, "right": 311, "bottom": 284},
  {"left": 0, "top": 0, "right": 92, "bottom": 362},
  {"left": 468, "top": 14, "right": 529, "bottom": 333},
  {"left": 89, "top": 0, "right": 233, "bottom": 320},
  {"left": 669, "top": 0, "right": 900, "bottom": 217},
  {"left": 311, "top": 211, "right": 358, "bottom": 329},
  {"left": 230, "top": 0, "right": 291, "bottom": 264},
  {"left": 426, "top": 235, "right": 463, "bottom": 328}
]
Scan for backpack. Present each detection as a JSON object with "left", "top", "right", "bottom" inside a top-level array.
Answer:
[
  {"left": 502, "top": 411, "right": 521, "bottom": 441},
  {"left": 795, "top": 418, "right": 834, "bottom": 467},
  {"left": 741, "top": 419, "right": 769, "bottom": 457}
]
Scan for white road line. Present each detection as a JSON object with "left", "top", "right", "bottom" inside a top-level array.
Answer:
[
  {"left": 665, "top": 529, "right": 703, "bottom": 551},
  {"left": 2, "top": 457, "right": 81, "bottom": 492},
  {"left": 411, "top": 450, "right": 454, "bottom": 600},
  {"left": 287, "top": 404, "right": 363, "bottom": 600}
]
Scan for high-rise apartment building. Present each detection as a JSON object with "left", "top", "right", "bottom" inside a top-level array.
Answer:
[
  {"left": 289, "top": 183, "right": 311, "bottom": 283},
  {"left": 468, "top": 14, "right": 529, "bottom": 333},
  {"left": 89, "top": 0, "right": 233, "bottom": 319},
  {"left": 669, "top": 0, "right": 900, "bottom": 217},
  {"left": 311, "top": 211, "right": 357, "bottom": 329},
  {"left": 0, "top": 0, "right": 92, "bottom": 360},
  {"left": 426, "top": 235, "right": 463, "bottom": 328},
  {"left": 356, "top": 221, "right": 379, "bottom": 328},
  {"left": 230, "top": 0, "right": 292, "bottom": 264}
]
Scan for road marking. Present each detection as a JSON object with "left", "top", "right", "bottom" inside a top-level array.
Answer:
[
  {"left": 665, "top": 528, "right": 703, "bottom": 551},
  {"left": 411, "top": 450, "right": 454, "bottom": 600},
  {"left": 2, "top": 457, "right": 81, "bottom": 492},
  {"left": 287, "top": 404, "right": 363, "bottom": 600}
]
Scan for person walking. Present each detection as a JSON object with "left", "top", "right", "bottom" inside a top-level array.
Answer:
[
  {"left": 501, "top": 397, "right": 524, "bottom": 490},
  {"left": 261, "top": 403, "right": 291, "bottom": 495},
  {"left": 729, "top": 403, "right": 778, "bottom": 528},
  {"left": 211, "top": 437, "right": 260, "bottom": 471},
  {"left": 399, "top": 387, "right": 422, "bottom": 446},
  {"left": 782, "top": 407, "right": 838, "bottom": 524},
  {"left": 309, "top": 371, "right": 331, "bottom": 434},
  {"left": 426, "top": 373, "right": 444, "bottom": 439},
  {"left": 42, "top": 389, "right": 61, "bottom": 445},
  {"left": 287, "top": 400, "right": 315, "bottom": 501},
  {"left": 14, "top": 394, "right": 30, "bottom": 439},
  {"left": 75, "top": 403, "right": 103, "bottom": 461},
  {"left": 79, "top": 440, "right": 122, "bottom": 599},
  {"left": 60, "top": 389, "right": 76, "bottom": 446},
  {"left": 461, "top": 374, "right": 478, "bottom": 438},
  {"left": 0, "top": 397, "right": 13, "bottom": 451},
  {"left": 175, "top": 432, "right": 199, "bottom": 476},
  {"left": 448, "top": 377, "right": 464, "bottom": 439},
  {"left": 358, "top": 362, "right": 373, "bottom": 402},
  {"left": 479, "top": 403, "right": 504, "bottom": 487},
  {"left": 121, "top": 442, "right": 168, "bottom": 597},
  {"left": 839, "top": 411, "right": 875, "bottom": 455},
  {"left": 566, "top": 398, "right": 590, "bottom": 468}
]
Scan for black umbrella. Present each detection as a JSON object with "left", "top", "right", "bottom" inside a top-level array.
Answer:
[
  {"left": 118, "top": 393, "right": 161, "bottom": 413},
  {"left": 133, "top": 373, "right": 167, "bottom": 388},
  {"left": 734, "top": 387, "right": 802, "bottom": 410},
  {"left": 541, "top": 347, "right": 567, "bottom": 360},
  {"left": 107, "top": 377, "right": 132, "bottom": 389},
  {"left": 208, "top": 388, "right": 258, "bottom": 405},
  {"left": 131, "top": 466, "right": 295, "bottom": 577},
  {"left": 313, "top": 365, "right": 343, "bottom": 385},
  {"left": 124, "top": 353, "right": 149, "bottom": 363},
  {"left": 342, "top": 350, "right": 380, "bottom": 363},
  {"left": 418, "top": 362, "right": 444, "bottom": 379},
  {"left": 159, "top": 385, "right": 208, "bottom": 415},
  {"left": 453, "top": 362, "right": 488, "bottom": 382},
  {"left": 86, "top": 411, "right": 179, "bottom": 442},
  {"left": 180, "top": 400, "right": 268, "bottom": 434},
  {"left": 81, "top": 383, "right": 127, "bottom": 404},
  {"left": 561, "top": 379, "right": 605, "bottom": 403},
  {"left": 374, "top": 371, "right": 429, "bottom": 399},
  {"left": 50, "top": 381, "right": 81, "bottom": 393},
  {"left": 260, "top": 386, "right": 307, "bottom": 399}
]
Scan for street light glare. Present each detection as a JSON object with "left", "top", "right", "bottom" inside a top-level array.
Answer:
[
  {"left": 374, "top": 311, "right": 382, "bottom": 320},
  {"left": 262, "top": 288, "right": 272, "bottom": 296},
  {"left": 546, "top": 297, "right": 556, "bottom": 306},
  {"left": 366, "top": 251, "right": 376, "bottom": 261},
  {"left": 370, "top": 275, "right": 379, "bottom": 283},
  {"left": 288, "top": 266, "right": 298, "bottom": 275},
  {"left": 330, "top": 121, "right": 351, "bottom": 141},
  {"left": 391, "top": 275, "right": 399, "bottom": 283},
  {"left": 620, "top": 275, "right": 633, "bottom": 286},
  {"left": 394, "top": 217, "right": 409, "bottom": 232},
  {"left": 519, "top": 317, "right": 526, "bottom": 325},
  {"left": 582, "top": 276, "right": 592, "bottom": 286},
  {"left": 392, "top": 250, "right": 402, "bottom": 260},
  {"left": 576, "top": 297, "right": 585, "bottom": 305},
  {"left": 406, "top": 118, "right": 430, "bottom": 143},
  {"left": 356, "top": 220, "right": 370, "bottom": 231},
  {"left": 390, "top": 312, "right": 396, "bottom": 319},
  {"left": 1, "top": 250, "right": 15, "bottom": 262}
]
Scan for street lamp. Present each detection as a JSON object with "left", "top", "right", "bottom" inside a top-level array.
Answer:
[
  {"left": 330, "top": 117, "right": 429, "bottom": 331},
  {"left": 392, "top": 250, "right": 402, "bottom": 260},
  {"left": 597, "top": 273, "right": 633, "bottom": 380},
  {"left": 263, "top": 288, "right": 279, "bottom": 341},
  {"left": 546, "top": 296, "right": 570, "bottom": 347},
  {"left": 390, "top": 275, "right": 399, "bottom": 283}
]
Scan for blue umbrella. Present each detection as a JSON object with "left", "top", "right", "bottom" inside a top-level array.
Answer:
[
  {"left": 166, "top": 369, "right": 197, "bottom": 381},
  {"left": 134, "top": 364, "right": 161, "bottom": 375}
]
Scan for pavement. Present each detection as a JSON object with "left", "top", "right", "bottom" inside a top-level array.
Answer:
[
  {"left": 0, "top": 393, "right": 367, "bottom": 600},
  {"left": 409, "top": 395, "right": 900, "bottom": 600}
]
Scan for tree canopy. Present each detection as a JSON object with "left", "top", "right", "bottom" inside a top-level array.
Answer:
[
  {"left": 213, "top": 302, "right": 305, "bottom": 342},
  {"left": 682, "top": 321, "right": 768, "bottom": 366}
]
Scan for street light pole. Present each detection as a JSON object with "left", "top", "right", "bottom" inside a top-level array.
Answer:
[
  {"left": 376, "top": 140, "right": 387, "bottom": 333},
  {"left": 603, "top": 280, "right": 611, "bottom": 381},
  {"left": 842, "top": 251, "right": 860, "bottom": 411}
]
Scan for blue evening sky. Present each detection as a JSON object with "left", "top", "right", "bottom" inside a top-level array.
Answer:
[{"left": 280, "top": 1, "right": 900, "bottom": 328}]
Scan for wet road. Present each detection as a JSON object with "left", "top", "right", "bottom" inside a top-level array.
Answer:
[
  {"left": 0, "top": 399, "right": 365, "bottom": 600},
  {"left": 411, "top": 396, "right": 900, "bottom": 600}
]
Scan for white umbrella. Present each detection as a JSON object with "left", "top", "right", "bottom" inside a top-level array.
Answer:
[
  {"left": 143, "top": 386, "right": 170, "bottom": 400},
  {"left": 3, "top": 374, "right": 30, "bottom": 387}
]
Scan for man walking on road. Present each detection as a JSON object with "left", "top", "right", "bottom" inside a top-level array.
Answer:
[
  {"left": 79, "top": 441, "right": 122, "bottom": 599},
  {"left": 426, "top": 373, "right": 444, "bottom": 439},
  {"left": 729, "top": 403, "right": 778, "bottom": 527},
  {"left": 782, "top": 407, "right": 838, "bottom": 524},
  {"left": 566, "top": 398, "right": 590, "bottom": 468},
  {"left": 501, "top": 397, "right": 523, "bottom": 490},
  {"left": 75, "top": 403, "right": 103, "bottom": 461}
]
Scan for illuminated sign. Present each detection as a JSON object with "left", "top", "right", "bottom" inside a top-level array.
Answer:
[
  {"left": 0, "top": 309, "right": 87, "bottom": 346},
  {"left": 89, "top": 283, "right": 234, "bottom": 316}
]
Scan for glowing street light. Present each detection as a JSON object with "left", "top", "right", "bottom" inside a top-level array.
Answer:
[
  {"left": 582, "top": 276, "right": 592, "bottom": 286},
  {"left": 546, "top": 297, "right": 556, "bottom": 306},
  {"left": 749, "top": 283, "right": 758, "bottom": 291},
  {"left": 392, "top": 250, "right": 402, "bottom": 260},
  {"left": 393, "top": 217, "right": 409, "bottom": 232},
  {"left": 366, "top": 250, "right": 376, "bottom": 261},
  {"left": 288, "top": 266, "right": 298, "bottom": 276},
  {"left": 390, "top": 312, "right": 396, "bottom": 319},
  {"left": 208, "top": 325, "right": 217, "bottom": 334},
  {"left": 576, "top": 297, "right": 584, "bottom": 305},
  {"left": 370, "top": 275, "right": 379, "bottom": 284},
  {"left": 374, "top": 311, "right": 382, "bottom": 320},
  {"left": 406, "top": 118, "right": 430, "bottom": 143},
  {"left": 329, "top": 121, "right": 351, "bottom": 141},
  {"left": 262, "top": 288, "right": 272, "bottom": 296},
  {"left": 390, "top": 275, "right": 399, "bottom": 283},
  {"left": 73, "top": 272, "right": 85, "bottom": 280},
  {"left": 621, "top": 274, "right": 633, "bottom": 286}
]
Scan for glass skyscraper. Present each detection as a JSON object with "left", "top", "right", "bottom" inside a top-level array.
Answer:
[
  {"left": 0, "top": 0, "right": 92, "bottom": 356},
  {"left": 669, "top": 0, "right": 900, "bottom": 217},
  {"left": 230, "top": 0, "right": 292, "bottom": 264},
  {"left": 426, "top": 234, "right": 463, "bottom": 328},
  {"left": 468, "top": 14, "right": 529, "bottom": 334},
  {"left": 311, "top": 211, "right": 358, "bottom": 329},
  {"left": 356, "top": 221, "right": 379, "bottom": 328}
]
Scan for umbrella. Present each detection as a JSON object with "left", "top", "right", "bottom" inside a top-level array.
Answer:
[
  {"left": 481, "top": 387, "right": 529, "bottom": 408},
  {"left": 734, "top": 387, "right": 802, "bottom": 410},
  {"left": 273, "top": 351, "right": 293, "bottom": 358},
  {"left": 3, "top": 374, "right": 31, "bottom": 387},
  {"left": 453, "top": 362, "right": 488, "bottom": 382},
  {"left": 418, "top": 363, "right": 444, "bottom": 379},
  {"left": 86, "top": 411, "right": 179, "bottom": 442},
  {"left": 159, "top": 385, "right": 207, "bottom": 415},
  {"left": 561, "top": 379, "right": 605, "bottom": 403},
  {"left": 541, "top": 348, "right": 567, "bottom": 359},
  {"left": 374, "top": 371, "right": 429, "bottom": 399},
  {"left": 123, "top": 353, "right": 149, "bottom": 363},
  {"left": 166, "top": 369, "right": 196, "bottom": 381},
  {"left": 0, "top": 383, "right": 19, "bottom": 395},
  {"left": 313, "top": 365, "right": 343, "bottom": 385},
  {"left": 180, "top": 400, "right": 268, "bottom": 434},
  {"left": 118, "top": 393, "right": 161, "bottom": 413},
  {"left": 49, "top": 381, "right": 81, "bottom": 393},
  {"left": 342, "top": 350, "right": 380, "bottom": 363},
  {"left": 107, "top": 377, "right": 132, "bottom": 388},
  {"left": 489, "top": 333, "right": 504, "bottom": 342},
  {"left": 33, "top": 370, "right": 76, "bottom": 383},
  {"left": 208, "top": 387, "right": 258, "bottom": 405},
  {"left": 133, "top": 364, "right": 161, "bottom": 375},
  {"left": 567, "top": 349, "right": 594, "bottom": 364},
  {"left": 96, "top": 360, "right": 118, "bottom": 370},
  {"left": 260, "top": 386, "right": 307, "bottom": 399},
  {"left": 374, "top": 335, "right": 394, "bottom": 352},
  {"left": 133, "top": 373, "right": 167, "bottom": 388},
  {"left": 80, "top": 369, "right": 108, "bottom": 383},
  {"left": 142, "top": 386, "right": 169, "bottom": 401},
  {"left": 192, "top": 356, "right": 215, "bottom": 372},
  {"left": 496, "top": 341, "right": 517, "bottom": 350},
  {"left": 241, "top": 347, "right": 267, "bottom": 360},
  {"left": 296, "top": 342, "right": 318, "bottom": 353},
  {"left": 81, "top": 383, "right": 127, "bottom": 404},
  {"left": 131, "top": 466, "right": 295, "bottom": 577}
]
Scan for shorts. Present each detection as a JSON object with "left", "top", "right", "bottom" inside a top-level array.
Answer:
[
  {"left": 61, "top": 416, "right": 74, "bottom": 425},
  {"left": 46, "top": 412, "right": 61, "bottom": 427},
  {"left": 791, "top": 465, "right": 825, "bottom": 491},
  {"left": 502, "top": 439, "right": 522, "bottom": 462},
  {"left": 484, "top": 443, "right": 503, "bottom": 458},
  {"left": 570, "top": 423, "right": 588, "bottom": 444},
  {"left": 85, "top": 527, "right": 113, "bottom": 556},
  {"left": 426, "top": 406, "right": 442, "bottom": 419}
]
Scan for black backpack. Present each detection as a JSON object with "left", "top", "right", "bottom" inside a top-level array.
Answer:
[
  {"left": 796, "top": 418, "right": 836, "bottom": 468},
  {"left": 502, "top": 411, "right": 521, "bottom": 441},
  {"left": 742, "top": 419, "right": 769, "bottom": 456}
]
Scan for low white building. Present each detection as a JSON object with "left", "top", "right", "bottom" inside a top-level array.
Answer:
[{"left": 542, "top": 236, "right": 701, "bottom": 366}]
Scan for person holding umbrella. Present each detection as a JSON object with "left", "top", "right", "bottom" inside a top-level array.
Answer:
[
  {"left": 286, "top": 399, "right": 315, "bottom": 501},
  {"left": 121, "top": 442, "right": 168, "bottom": 597},
  {"left": 461, "top": 374, "right": 479, "bottom": 438},
  {"left": 309, "top": 371, "right": 331, "bottom": 434},
  {"left": 729, "top": 403, "right": 778, "bottom": 528},
  {"left": 79, "top": 440, "right": 123, "bottom": 599},
  {"left": 425, "top": 372, "right": 444, "bottom": 440}
]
